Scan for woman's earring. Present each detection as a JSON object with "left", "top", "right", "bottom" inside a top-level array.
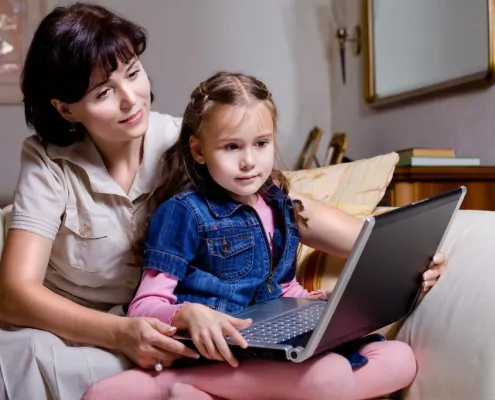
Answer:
[{"left": 69, "top": 122, "right": 76, "bottom": 133}]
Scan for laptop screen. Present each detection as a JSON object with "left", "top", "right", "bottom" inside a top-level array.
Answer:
[{"left": 312, "top": 188, "right": 464, "bottom": 353}]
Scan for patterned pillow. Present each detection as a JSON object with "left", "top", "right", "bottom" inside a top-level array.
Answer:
[{"left": 283, "top": 152, "right": 399, "bottom": 293}]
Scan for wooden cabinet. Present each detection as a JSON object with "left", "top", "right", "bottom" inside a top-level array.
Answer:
[{"left": 383, "top": 166, "right": 495, "bottom": 211}]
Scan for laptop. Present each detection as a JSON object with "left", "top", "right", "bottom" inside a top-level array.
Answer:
[{"left": 175, "top": 186, "right": 466, "bottom": 363}]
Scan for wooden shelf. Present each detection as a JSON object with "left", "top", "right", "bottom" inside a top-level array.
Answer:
[{"left": 383, "top": 166, "right": 495, "bottom": 211}]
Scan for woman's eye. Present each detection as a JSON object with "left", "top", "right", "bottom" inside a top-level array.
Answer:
[
  {"left": 128, "top": 70, "right": 140, "bottom": 79},
  {"left": 257, "top": 140, "right": 269, "bottom": 148},
  {"left": 225, "top": 144, "right": 239, "bottom": 151}
]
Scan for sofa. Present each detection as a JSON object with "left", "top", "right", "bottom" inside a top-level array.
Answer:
[{"left": 0, "top": 153, "right": 492, "bottom": 399}]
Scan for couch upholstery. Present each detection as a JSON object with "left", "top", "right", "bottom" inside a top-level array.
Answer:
[{"left": 397, "top": 209, "right": 495, "bottom": 400}]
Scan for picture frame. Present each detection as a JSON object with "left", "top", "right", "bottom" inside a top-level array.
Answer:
[
  {"left": 363, "top": 0, "right": 495, "bottom": 106},
  {"left": 0, "top": 0, "right": 45, "bottom": 104},
  {"left": 295, "top": 127, "right": 323, "bottom": 170},
  {"left": 323, "top": 132, "right": 348, "bottom": 166}
]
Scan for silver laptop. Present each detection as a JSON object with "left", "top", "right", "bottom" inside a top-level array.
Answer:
[{"left": 175, "top": 186, "right": 466, "bottom": 363}]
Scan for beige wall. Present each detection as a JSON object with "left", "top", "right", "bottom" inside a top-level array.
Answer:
[{"left": 0, "top": 0, "right": 334, "bottom": 205}]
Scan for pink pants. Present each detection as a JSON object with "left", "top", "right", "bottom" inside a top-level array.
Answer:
[{"left": 83, "top": 340, "right": 416, "bottom": 400}]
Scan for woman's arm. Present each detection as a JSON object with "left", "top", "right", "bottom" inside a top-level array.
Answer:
[
  {"left": 0, "top": 229, "right": 198, "bottom": 367},
  {"left": 0, "top": 229, "right": 124, "bottom": 348},
  {"left": 295, "top": 195, "right": 364, "bottom": 257}
]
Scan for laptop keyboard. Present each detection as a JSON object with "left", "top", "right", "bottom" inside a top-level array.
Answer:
[{"left": 238, "top": 302, "right": 325, "bottom": 344}]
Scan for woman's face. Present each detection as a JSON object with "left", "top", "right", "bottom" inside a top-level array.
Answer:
[{"left": 54, "top": 58, "right": 151, "bottom": 145}]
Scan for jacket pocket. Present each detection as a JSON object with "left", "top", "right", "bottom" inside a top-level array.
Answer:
[{"left": 206, "top": 232, "right": 255, "bottom": 280}]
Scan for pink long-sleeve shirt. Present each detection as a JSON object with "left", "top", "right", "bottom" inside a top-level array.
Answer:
[{"left": 128, "top": 195, "right": 323, "bottom": 324}]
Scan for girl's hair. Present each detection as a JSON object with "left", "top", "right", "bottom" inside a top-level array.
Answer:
[
  {"left": 22, "top": 2, "right": 153, "bottom": 146},
  {"left": 134, "top": 72, "right": 307, "bottom": 258}
]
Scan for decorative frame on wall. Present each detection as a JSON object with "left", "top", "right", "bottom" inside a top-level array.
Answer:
[
  {"left": 363, "top": 0, "right": 495, "bottom": 106},
  {"left": 295, "top": 127, "right": 323, "bottom": 170},
  {"left": 323, "top": 132, "right": 348, "bottom": 166},
  {"left": 0, "top": 0, "right": 45, "bottom": 104}
]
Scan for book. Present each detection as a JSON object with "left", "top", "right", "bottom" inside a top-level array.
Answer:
[
  {"left": 397, "top": 156, "right": 481, "bottom": 167},
  {"left": 397, "top": 148, "right": 455, "bottom": 158}
]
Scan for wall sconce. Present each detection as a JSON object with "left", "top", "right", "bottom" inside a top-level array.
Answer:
[
  {"left": 328, "top": 0, "right": 362, "bottom": 84},
  {"left": 336, "top": 26, "right": 362, "bottom": 84}
]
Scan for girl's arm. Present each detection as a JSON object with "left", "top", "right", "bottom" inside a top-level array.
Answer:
[
  {"left": 281, "top": 277, "right": 326, "bottom": 299},
  {"left": 295, "top": 196, "right": 445, "bottom": 291},
  {"left": 127, "top": 269, "right": 183, "bottom": 324},
  {"left": 295, "top": 196, "right": 363, "bottom": 258}
]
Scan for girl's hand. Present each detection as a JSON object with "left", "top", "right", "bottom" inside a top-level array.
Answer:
[
  {"left": 422, "top": 252, "right": 445, "bottom": 292},
  {"left": 308, "top": 291, "right": 331, "bottom": 301},
  {"left": 174, "top": 303, "right": 252, "bottom": 367},
  {"left": 114, "top": 317, "right": 199, "bottom": 369}
]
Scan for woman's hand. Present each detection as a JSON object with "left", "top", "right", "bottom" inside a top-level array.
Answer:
[
  {"left": 173, "top": 303, "right": 252, "bottom": 367},
  {"left": 422, "top": 252, "right": 446, "bottom": 292},
  {"left": 114, "top": 317, "right": 200, "bottom": 369}
]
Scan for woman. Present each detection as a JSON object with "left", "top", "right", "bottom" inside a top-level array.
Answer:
[{"left": 0, "top": 3, "right": 444, "bottom": 400}]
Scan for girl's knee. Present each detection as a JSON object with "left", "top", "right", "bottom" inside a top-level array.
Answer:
[
  {"left": 304, "top": 353, "right": 356, "bottom": 399},
  {"left": 375, "top": 340, "right": 417, "bottom": 386},
  {"left": 83, "top": 369, "right": 161, "bottom": 400}
]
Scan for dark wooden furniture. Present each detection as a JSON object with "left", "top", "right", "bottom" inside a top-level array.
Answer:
[{"left": 382, "top": 166, "right": 495, "bottom": 211}]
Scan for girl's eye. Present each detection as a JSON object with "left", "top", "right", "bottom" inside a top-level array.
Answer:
[
  {"left": 225, "top": 144, "right": 239, "bottom": 151},
  {"left": 97, "top": 89, "right": 110, "bottom": 100},
  {"left": 257, "top": 140, "right": 269, "bottom": 148}
]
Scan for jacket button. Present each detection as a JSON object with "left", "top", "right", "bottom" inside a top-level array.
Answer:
[
  {"left": 79, "top": 226, "right": 89, "bottom": 236},
  {"left": 222, "top": 237, "right": 230, "bottom": 252}
]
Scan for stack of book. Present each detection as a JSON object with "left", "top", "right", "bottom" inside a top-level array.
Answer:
[{"left": 396, "top": 148, "right": 481, "bottom": 167}]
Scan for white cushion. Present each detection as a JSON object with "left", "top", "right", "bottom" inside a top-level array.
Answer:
[
  {"left": 0, "top": 208, "right": 4, "bottom": 256},
  {"left": 0, "top": 205, "right": 11, "bottom": 257},
  {"left": 3, "top": 204, "right": 11, "bottom": 232},
  {"left": 398, "top": 210, "right": 495, "bottom": 400}
]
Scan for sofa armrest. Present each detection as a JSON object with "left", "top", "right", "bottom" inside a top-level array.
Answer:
[{"left": 397, "top": 210, "right": 495, "bottom": 399}]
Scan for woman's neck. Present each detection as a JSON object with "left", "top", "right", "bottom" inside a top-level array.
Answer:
[{"left": 92, "top": 135, "right": 144, "bottom": 194}]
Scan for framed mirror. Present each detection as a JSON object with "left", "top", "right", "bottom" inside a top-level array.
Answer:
[{"left": 364, "top": 0, "right": 495, "bottom": 105}]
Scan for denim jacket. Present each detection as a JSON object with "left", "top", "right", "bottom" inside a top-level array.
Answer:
[{"left": 142, "top": 184, "right": 300, "bottom": 314}]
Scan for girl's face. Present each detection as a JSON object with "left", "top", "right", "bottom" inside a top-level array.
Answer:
[
  {"left": 190, "top": 101, "right": 275, "bottom": 205},
  {"left": 52, "top": 58, "right": 151, "bottom": 146}
]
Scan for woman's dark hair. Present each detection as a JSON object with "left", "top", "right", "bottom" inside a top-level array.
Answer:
[{"left": 21, "top": 2, "right": 152, "bottom": 146}]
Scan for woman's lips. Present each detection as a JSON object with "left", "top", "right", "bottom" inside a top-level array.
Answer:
[{"left": 119, "top": 109, "right": 143, "bottom": 124}]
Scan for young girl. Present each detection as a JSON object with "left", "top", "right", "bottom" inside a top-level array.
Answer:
[{"left": 84, "top": 72, "right": 419, "bottom": 400}]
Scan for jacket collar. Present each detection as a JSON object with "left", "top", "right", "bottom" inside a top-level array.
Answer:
[{"left": 205, "top": 182, "right": 286, "bottom": 218}]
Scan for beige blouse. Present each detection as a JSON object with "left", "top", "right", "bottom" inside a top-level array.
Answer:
[{"left": 10, "top": 112, "right": 181, "bottom": 311}]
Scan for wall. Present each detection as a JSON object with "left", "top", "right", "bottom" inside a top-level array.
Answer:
[
  {"left": 0, "top": 0, "right": 334, "bottom": 205},
  {"left": 331, "top": 0, "right": 495, "bottom": 163}
]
